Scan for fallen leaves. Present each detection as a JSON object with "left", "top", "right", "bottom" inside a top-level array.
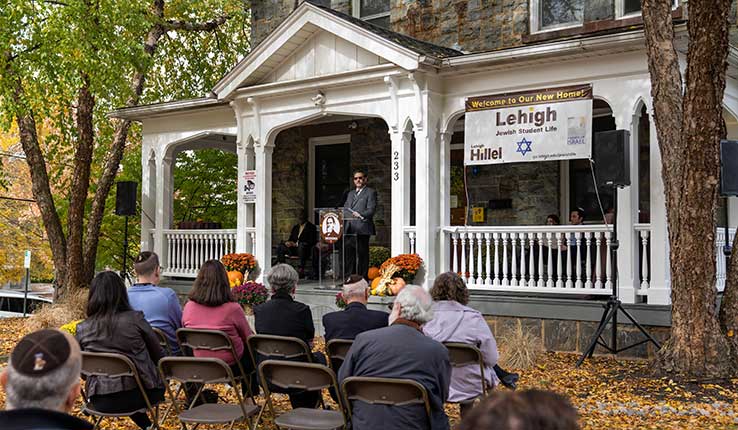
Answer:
[{"left": 1, "top": 318, "right": 737, "bottom": 429}]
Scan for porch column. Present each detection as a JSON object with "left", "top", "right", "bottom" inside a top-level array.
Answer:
[
  {"left": 141, "top": 149, "right": 156, "bottom": 252},
  {"left": 390, "top": 128, "right": 412, "bottom": 256},
  {"left": 236, "top": 143, "right": 256, "bottom": 253},
  {"left": 253, "top": 142, "right": 274, "bottom": 281},
  {"left": 154, "top": 153, "right": 174, "bottom": 266},
  {"left": 647, "top": 115, "right": 671, "bottom": 305},
  {"left": 729, "top": 197, "right": 738, "bottom": 229},
  {"left": 414, "top": 125, "right": 441, "bottom": 289},
  {"left": 438, "top": 131, "right": 453, "bottom": 275},
  {"left": 615, "top": 117, "right": 639, "bottom": 304}
]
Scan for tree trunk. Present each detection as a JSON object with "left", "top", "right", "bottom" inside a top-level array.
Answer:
[
  {"left": 643, "top": 0, "right": 735, "bottom": 379},
  {"left": 720, "top": 232, "right": 738, "bottom": 362}
]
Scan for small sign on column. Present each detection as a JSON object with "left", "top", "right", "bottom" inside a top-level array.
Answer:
[{"left": 243, "top": 170, "right": 256, "bottom": 203}]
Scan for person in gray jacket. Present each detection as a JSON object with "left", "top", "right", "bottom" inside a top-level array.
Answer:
[
  {"left": 342, "top": 169, "right": 377, "bottom": 279},
  {"left": 338, "top": 285, "right": 451, "bottom": 430}
]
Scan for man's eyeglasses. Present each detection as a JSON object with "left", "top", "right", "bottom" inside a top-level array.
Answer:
[{"left": 353, "top": 176, "right": 365, "bottom": 181}]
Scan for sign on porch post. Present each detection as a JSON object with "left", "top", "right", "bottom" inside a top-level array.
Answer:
[
  {"left": 243, "top": 170, "right": 256, "bottom": 203},
  {"left": 464, "top": 84, "right": 593, "bottom": 165}
]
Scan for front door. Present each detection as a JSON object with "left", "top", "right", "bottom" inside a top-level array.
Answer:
[{"left": 314, "top": 142, "right": 351, "bottom": 212}]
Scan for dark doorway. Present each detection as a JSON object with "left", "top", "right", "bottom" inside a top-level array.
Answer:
[{"left": 315, "top": 143, "right": 351, "bottom": 212}]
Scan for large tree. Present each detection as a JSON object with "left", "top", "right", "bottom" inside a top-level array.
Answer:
[
  {"left": 0, "top": 0, "right": 249, "bottom": 297},
  {"left": 642, "top": 0, "right": 737, "bottom": 379}
]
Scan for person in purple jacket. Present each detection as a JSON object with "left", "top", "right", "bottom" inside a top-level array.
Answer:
[{"left": 423, "top": 272, "right": 518, "bottom": 418}]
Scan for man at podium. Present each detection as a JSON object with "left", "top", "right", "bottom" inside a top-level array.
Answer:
[{"left": 342, "top": 169, "right": 377, "bottom": 279}]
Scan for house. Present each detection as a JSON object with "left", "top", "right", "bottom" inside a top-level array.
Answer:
[{"left": 112, "top": 0, "right": 738, "bottom": 357}]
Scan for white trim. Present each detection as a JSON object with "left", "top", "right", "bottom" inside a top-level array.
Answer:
[
  {"left": 615, "top": 0, "right": 679, "bottom": 19},
  {"left": 352, "top": 1, "right": 390, "bottom": 22},
  {"left": 308, "top": 134, "right": 352, "bottom": 218},
  {"left": 529, "top": 0, "right": 584, "bottom": 34}
]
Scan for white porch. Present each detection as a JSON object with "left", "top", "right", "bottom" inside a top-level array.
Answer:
[{"left": 123, "top": 2, "right": 738, "bottom": 308}]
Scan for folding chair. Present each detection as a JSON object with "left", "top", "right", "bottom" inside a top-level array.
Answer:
[
  {"left": 152, "top": 327, "right": 172, "bottom": 356},
  {"left": 80, "top": 351, "right": 161, "bottom": 430},
  {"left": 325, "top": 339, "right": 353, "bottom": 371},
  {"left": 341, "top": 376, "right": 432, "bottom": 428},
  {"left": 176, "top": 328, "right": 257, "bottom": 400},
  {"left": 443, "top": 342, "right": 490, "bottom": 397},
  {"left": 258, "top": 360, "right": 347, "bottom": 430},
  {"left": 159, "top": 357, "right": 259, "bottom": 430},
  {"left": 246, "top": 334, "right": 314, "bottom": 366}
]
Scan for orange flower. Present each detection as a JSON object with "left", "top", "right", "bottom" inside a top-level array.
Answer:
[{"left": 221, "top": 253, "right": 257, "bottom": 272}]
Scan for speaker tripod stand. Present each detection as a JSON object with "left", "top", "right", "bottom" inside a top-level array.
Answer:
[{"left": 576, "top": 187, "right": 661, "bottom": 367}]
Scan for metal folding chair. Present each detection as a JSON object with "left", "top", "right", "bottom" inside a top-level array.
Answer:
[
  {"left": 80, "top": 351, "right": 161, "bottom": 430},
  {"left": 341, "top": 376, "right": 432, "bottom": 428},
  {"left": 159, "top": 356, "right": 259, "bottom": 430},
  {"left": 443, "top": 342, "right": 490, "bottom": 398},
  {"left": 325, "top": 339, "right": 353, "bottom": 371},
  {"left": 258, "top": 360, "right": 347, "bottom": 430},
  {"left": 151, "top": 327, "right": 172, "bottom": 356}
]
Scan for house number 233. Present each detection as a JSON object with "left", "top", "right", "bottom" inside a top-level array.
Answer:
[{"left": 393, "top": 151, "right": 400, "bottom": 181}]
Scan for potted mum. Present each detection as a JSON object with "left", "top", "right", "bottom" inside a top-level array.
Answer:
[
  {"left": 231, "top": 281, "right": 268, "bottom": 316},
  {"left": 221, "top": 253, "right": 257, "bottom": 282}
]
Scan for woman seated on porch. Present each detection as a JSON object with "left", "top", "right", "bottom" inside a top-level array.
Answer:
[
  {"left": 423, "top": 272, "right": 518, "bottom": 418},
  {"left": 181, "top": 259, "right": 258, "bottom": 395},
  {"left": 75, "top": 271, "right": 165, "bottom": 430}
]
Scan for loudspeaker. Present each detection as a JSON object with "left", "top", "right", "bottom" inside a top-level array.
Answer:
[
  {"left": 115, "top": 181, "right": 137, "bottom": 216},
  {"left": 593, "top": 130, "right": 630, "bottom": 187},
  {"left": 721, "top": 140, "right": 738, "bottom": 196}
]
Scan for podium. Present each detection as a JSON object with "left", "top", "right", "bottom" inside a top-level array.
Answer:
[{"left": 314, "top": 207, "right": 359, "bottom": 288}]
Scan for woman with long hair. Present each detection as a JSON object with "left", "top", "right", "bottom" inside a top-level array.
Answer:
[
  {"left": 182, "top": 259, "right": 257, "bottom": 395},
  {"left": 75, "top": 271, "right": 164, "bottom": 430}
]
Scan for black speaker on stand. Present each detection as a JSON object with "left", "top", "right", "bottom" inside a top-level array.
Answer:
[
  {"left": 115, "top": 181, "right": 137, "bottom": 283},
  {"left": 720, "top": 140, "right": 738, "bottom": 259},
  {"left": 576, "top": 130, "right": 660, "bottom": 367}
]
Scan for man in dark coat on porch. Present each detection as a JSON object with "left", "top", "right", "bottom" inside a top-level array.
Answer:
[
  {"left": 275, "top": 210, "right": 317, "bottom": 277},
  {"left": 338, "top": 285, "right": 451, "bottom": 430},
  {"left": 322, "top": 275, "right": 388, "bottom": 342}
]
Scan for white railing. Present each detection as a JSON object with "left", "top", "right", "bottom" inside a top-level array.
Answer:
[
  {"left": 162, "top": 229, "right": 237, "bottom": 277},
  {"left": 634, "top": 223, "right": 651, "bottom": 295},
  {"left": 443, "top": 225, "right": 614, "bottom": 295},
  {"left": 717, "top": 227, "right": 736, "bottom": 292},
  {"left": 403, "top": 226, "right": 417, "bottom": 254}
]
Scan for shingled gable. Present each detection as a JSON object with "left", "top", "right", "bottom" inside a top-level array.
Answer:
[{"left": 212, "top": 1, "right": 462, "bottom": 100}]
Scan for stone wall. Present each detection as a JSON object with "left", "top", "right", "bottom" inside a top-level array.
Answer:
[
  {"left": 271, "top": 118, "right": 392, "bottom": 248},
  {"left": 465, "top": 161, "right": 560, "bottom": 226},
  {"left": 251, "top": 0, "right": 352, "bottom": 46},
  {"left": 487, "top": 315, "right": 669, "bottom": 359}
]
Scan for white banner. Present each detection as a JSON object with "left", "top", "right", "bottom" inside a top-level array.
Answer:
[{"left": 464, "top": 85, "right": 593, "bottom": 165}]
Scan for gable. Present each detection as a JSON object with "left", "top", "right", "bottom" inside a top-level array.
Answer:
[{"left": 262, "top": 30, "right": 389, "bottom": 84}]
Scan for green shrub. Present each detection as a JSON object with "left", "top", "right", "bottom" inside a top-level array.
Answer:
[{"left": 369, "top": 246, "right": 391, "bottom": 268}]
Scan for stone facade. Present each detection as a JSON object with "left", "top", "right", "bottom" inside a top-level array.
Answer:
[
  {"left": 486, "top": 315, "right": 670, "bottom": 359},
  {"left": 251, "top": 0, "right": 351, "bottom": 46},
  {"left": 271, "top": 118, "right": 392, "bottom": 248}
]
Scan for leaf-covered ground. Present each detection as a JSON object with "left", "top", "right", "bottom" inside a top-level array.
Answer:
[{"left": 2, "top": 318, "right": 738, "bottom": 429}]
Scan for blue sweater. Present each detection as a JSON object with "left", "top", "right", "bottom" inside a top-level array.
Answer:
[{"left": 127, "top": 283, "right": 182, "bottom": 355}]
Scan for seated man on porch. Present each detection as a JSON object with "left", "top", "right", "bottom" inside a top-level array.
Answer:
[{"left": 276, "top": 210, "right": 317, "bottom": 277}]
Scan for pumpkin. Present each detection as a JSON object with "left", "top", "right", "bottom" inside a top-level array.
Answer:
[
  {"left": 227, "top": 270, "right": 244, "bottom": 288},
  {"left": 367, "top": 267, "right": 381, "bottom": 280},
  {"left": 370, "top": 277, "right": 381, "bottom": 293},
  {"left": 389, "top": 277, "right": 406, "bottom": 295}
]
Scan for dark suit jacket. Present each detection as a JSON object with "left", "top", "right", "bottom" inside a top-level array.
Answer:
[
  {"left": 253, "top": 292, "right": 315, "bottom": 346},
  {"left": 343, "top": 186, "right": 377, "bottom": 235},
  {"left": 288, "top": 221, "right": 317, "bottom": 247},
  {"left": 338, "top": 323, "right": 451, "bottom": 430},
  {"left": 322, "top": 302, "right": 388, "bottom": 341}
]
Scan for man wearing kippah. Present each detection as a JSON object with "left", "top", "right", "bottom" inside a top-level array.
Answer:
[
  {"left": 322, "top": 274, "right": 388, "bottom": 342},
  {"left": 0, "top": 329, "right": 93, "bottom": 429}
]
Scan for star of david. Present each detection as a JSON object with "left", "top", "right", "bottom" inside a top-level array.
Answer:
[{"left": 516, "top": 138, "right": 532, "bottom": 156}]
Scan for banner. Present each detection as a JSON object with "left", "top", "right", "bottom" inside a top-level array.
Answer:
[
  {"left": 464, "top": 84, "right": 593, "bottom": 165},
  {"left": 243, "top": 170, "right": 256, "bottom": 203}
]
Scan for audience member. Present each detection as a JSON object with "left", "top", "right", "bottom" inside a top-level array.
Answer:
[
  {"left": 546, "top": 214, "right": 560, "bottom": 225},
  {"left": 128, "top": 251, "right": 182, "bottom": 355},
  {"left": 423, "top": 272, "right": 517, "bottom": 418},
  {"left": 0, "top": 329, "right": 93, "bottom": 430},
  {"left": 75, "top": 271, "right": 165, "bottom": 430},
  {"left": 457, "top": 389, "right": 580, "bottom": 430},
  {"left": 322, "top": 274, "right": 388, "bottom": 342},
  {"left": 569, "top": 208, "right": 584, "bottom": 226},
  {"left": 253, "top": 263, "right": 326, "bottom": 408},
  {"left": 182, "top": 259, "right": 258, "bottom": 395},
  {"left": 276, "top": 210, "right": 318, "bottom": 277},
  {"left": 338, "top": 285, "right": 451, "bottom": 430}
]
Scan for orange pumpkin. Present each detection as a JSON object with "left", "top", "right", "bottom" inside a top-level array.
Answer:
[
  {"left": 370, "top": 277, "right": 381, "bottom": 292},
  {"left": 367, "top": 267, "right": 381, "bottom": 280},
  {"left": 389, "top": 277, "right": 406, "bottom": 295},
  {"left": 227, "top": 270, "right": 244, "bottom": 288}
]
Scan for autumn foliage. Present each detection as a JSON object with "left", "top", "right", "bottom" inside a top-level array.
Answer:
[
  {"left": 380, "top": 253, "right": 423, "bottom": 283},
  {"left": 221, "top": 253, "right": 257, "bottom": 273}
]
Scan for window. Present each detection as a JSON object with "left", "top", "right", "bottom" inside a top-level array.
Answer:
[
  {"left": 353, "top": 0, "right": 390, "bottom": 28},
  {"left": 532, "top": 0, "right": 584, "bottom": 32},
  {"left": 616, "top": 0, "right": 679, "bottom": 18}
]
